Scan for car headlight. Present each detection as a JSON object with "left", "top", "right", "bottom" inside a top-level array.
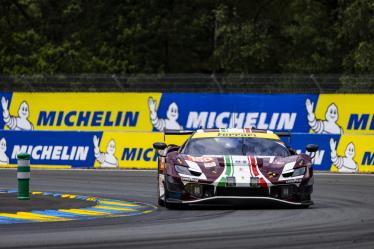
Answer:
[
  {"left": 292, "top": 167, "right": 306, "bottom": 177},
  {"left": 175, "top": 165, "right": 191, "bottom": 175}
]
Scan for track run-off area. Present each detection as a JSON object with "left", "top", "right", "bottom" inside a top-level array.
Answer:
[{"left": 0, "top": 169, "right": 373, "bottom": 249}]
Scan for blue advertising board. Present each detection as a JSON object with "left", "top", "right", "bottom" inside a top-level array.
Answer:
[
  {"left": 156, "top": 93, "right": 319, "bottom": 132},
  {"left": 281, "top": 133, "right": 341, "bottom": 171},
  {"left": 0, "top": 130, "right": 102, "bottom": 167}
]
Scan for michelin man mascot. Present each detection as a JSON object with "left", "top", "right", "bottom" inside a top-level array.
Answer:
[
  {"left": 330, "top": 138, "right": 358, "bottom": 173},
  {"left": 93, "top": 135, "right": 118, "bottom": 168},
  {"left": 305, "top": 98, "right": 343, "bottom": 134},
  {"left": 148, "top": 97, "right": 183, "bottom": 131},
  {"left": 2, "top": 97, "right": 33, "bottom": 130},
  {"left": 0, "top": 138, "right": 9, "bottom": 165}
]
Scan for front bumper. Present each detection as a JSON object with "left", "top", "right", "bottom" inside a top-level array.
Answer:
[{"left": 165, "top": 175, "right": 313, "bottom": 206}]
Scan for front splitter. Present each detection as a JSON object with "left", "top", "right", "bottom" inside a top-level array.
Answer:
[{"left": 168, "top": 196, "right": 313, "bottom": 207}]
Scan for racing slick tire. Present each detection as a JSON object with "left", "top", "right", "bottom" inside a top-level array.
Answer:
[
  {"left": 163, "top": 182, "right": 180, "bottom": 209},
  {"left": 163, "top": 179, "right": 186, "bottom": 210},
  {"left": 157, "top": 174, "right": 180, "bottom": 209},
  {"left": 157, "top": 174, "right": 165, "bottom": 207}
]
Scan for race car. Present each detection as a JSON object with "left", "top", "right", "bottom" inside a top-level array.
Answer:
[{"left": 153, "top": 128, "right": 318, "bottom": 209}]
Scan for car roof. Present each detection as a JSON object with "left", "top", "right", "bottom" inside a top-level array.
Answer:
[{"left": 191, "top": 128, "right": 281, "bottom": 140}]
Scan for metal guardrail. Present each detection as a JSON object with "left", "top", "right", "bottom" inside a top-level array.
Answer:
[{"left": 1, "top": 74, "right": 373, "bottom": 93}]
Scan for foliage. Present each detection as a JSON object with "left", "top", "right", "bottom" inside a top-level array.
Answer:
[{"left": 0, "top": 0, "right": 373, "bottom": 74}]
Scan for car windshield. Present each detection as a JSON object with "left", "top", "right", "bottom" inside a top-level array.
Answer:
[{"left": 183, "top": 137, "right": 289, "bottom": 157}]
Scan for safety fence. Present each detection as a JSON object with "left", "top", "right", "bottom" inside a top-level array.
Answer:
[
  {"left": 1, "top": 74, "right": 374, "bottom": 93},
  {"left": 0, "top": 92, "right": 373, "bottom": 172}
]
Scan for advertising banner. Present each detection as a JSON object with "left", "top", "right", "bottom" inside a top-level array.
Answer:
[
  {"left": 313, "top": 94, "right": 374, "bottom": 135},
  {"left": 281, "top": 134, "right": 341, "bottom": 171},
  {"left": 155, "top": 93, "right": 318, "bottom": 132},
  {"left": 0, "top": 130, "right": 101, "bottom": 167},
  {"left": 329, "top": 135, "right": 374, "bottom": 173},
  {"left": 0, "top": 130, "right": 373, "bottom": 172},
  {"left": 1, "top": 93, "right": 160, "bottom": 131},
  {"left": 93, "top": 131, "right": 189, "bottom": 169},
  {"left": 1, "top": 93, "right": 373, "bottom": 135},
  {"left": 0, "top": 130, "right": 188, "bottom": 169}
]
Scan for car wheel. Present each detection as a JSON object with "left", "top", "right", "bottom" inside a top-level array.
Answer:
[
  {"left": 163, "top": 181, "right": 185, "bottom": 209},
  {"left": 158, "top": 182, "right": 165, "bottom": 207},
  {"left": 163, "top": 182, "right": 173, "bottom": 209}
]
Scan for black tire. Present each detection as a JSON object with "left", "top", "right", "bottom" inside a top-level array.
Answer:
[
  {"left": 163, "top": 181, "right": 185, "bottom": 209},
  {"left": 163, "top": 182, "right": 173, "bottom": 209},
  {"left": 158, "top": 180, "right": 165, "bottom": 207},
  {"left": 157, "top": 162, "right": 165, "bottom": 207},
  {"left": 158, "top": 197, "right": 165, "bottom": 206}
]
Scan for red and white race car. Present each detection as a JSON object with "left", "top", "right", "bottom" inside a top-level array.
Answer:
[{"left": 153, "top": 128, "right": 318, "bottom": 209}]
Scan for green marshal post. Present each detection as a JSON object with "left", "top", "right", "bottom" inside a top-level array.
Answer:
[{"left": 17, "top": 153, "right": 31, "bottom": 200}]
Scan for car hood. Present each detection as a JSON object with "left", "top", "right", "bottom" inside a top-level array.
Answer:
[{"left": 177, "top": 154, "right": 306, "bottom": 185}]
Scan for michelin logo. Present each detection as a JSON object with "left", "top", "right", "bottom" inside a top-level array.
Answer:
[
  {"left": 186, "top": 112, "right": 297, "bottom": 130},
  {"left": 93, "top": 135, "right": 118, "bottom": 168},
  {"left": 37, "top": 111, "right": 139, "bottom": 127},
  {"left": 148, "top": 97, "right": 183, "bottom": 131},
  {"left": 148, "top": 96, "right": 297, "bottom": 130},
  {"left": 2, "top": 97, "right": 34, "bottom": 130},
  {"left": 12, "top": 145, "right": 89, "bottom": 160},
  {"left": 0, "top": 138, "right": 9, "bottom": 164},
  {"left": 306, "top": 98, "right": 343, "bottom": 134},
  {"left": 330, "top": 138, "right": 358, "bottom": 172}
]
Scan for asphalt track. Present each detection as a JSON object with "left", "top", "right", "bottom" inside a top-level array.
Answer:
[{"left": 0, "top": 169, "right": 373, "bottom": 249}]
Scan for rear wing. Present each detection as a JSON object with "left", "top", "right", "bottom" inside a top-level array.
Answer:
[
  {"left": 275, "top": 131, "right": 291, "bottom": 144},
  {"left": 163, "top": 129, "right": 194, "bottom": 144},
  {"left": 163, "top": 129, "right": 194, "bottom": 135},
  {"left": 162, "top": 129, "right": 292, "bottom": 144}
]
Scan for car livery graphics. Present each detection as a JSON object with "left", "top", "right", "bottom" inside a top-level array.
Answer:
[{"left": 214, "top": 156, "right": 272, "bottom": 188}]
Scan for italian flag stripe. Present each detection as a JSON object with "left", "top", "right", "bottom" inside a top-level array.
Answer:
[
  {"left": 247, "top": 156, "right": 253, "bottom": 177},
  {"left": 218, "top": 156, "right": 232, "bottom": 187},
  {"left": 248, "top": 156, "right": 268, "bottom": 188},
  {"left": 250, "top": 156, "right": 259, "bottom": 176}
]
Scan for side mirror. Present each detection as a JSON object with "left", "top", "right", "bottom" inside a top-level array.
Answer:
[
  {"left": 306, "top": 144, "right": 318, "bottom": 153},
  {"left": 153, "top": 142, "right": 167, "bottom": 150}
]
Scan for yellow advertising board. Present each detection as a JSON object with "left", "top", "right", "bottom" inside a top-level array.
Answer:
[
  {"left": 93, "top": 131, "right": 188, "bottom": 169},
  {"left": 7, "top": 93, "right": 161, "bottom": 131},
  {"left": 330, "top": 135, "right": 374, "bottom": 173},
  {"left": 315, "top": 94, "right": 374, "bottom": 135}
]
